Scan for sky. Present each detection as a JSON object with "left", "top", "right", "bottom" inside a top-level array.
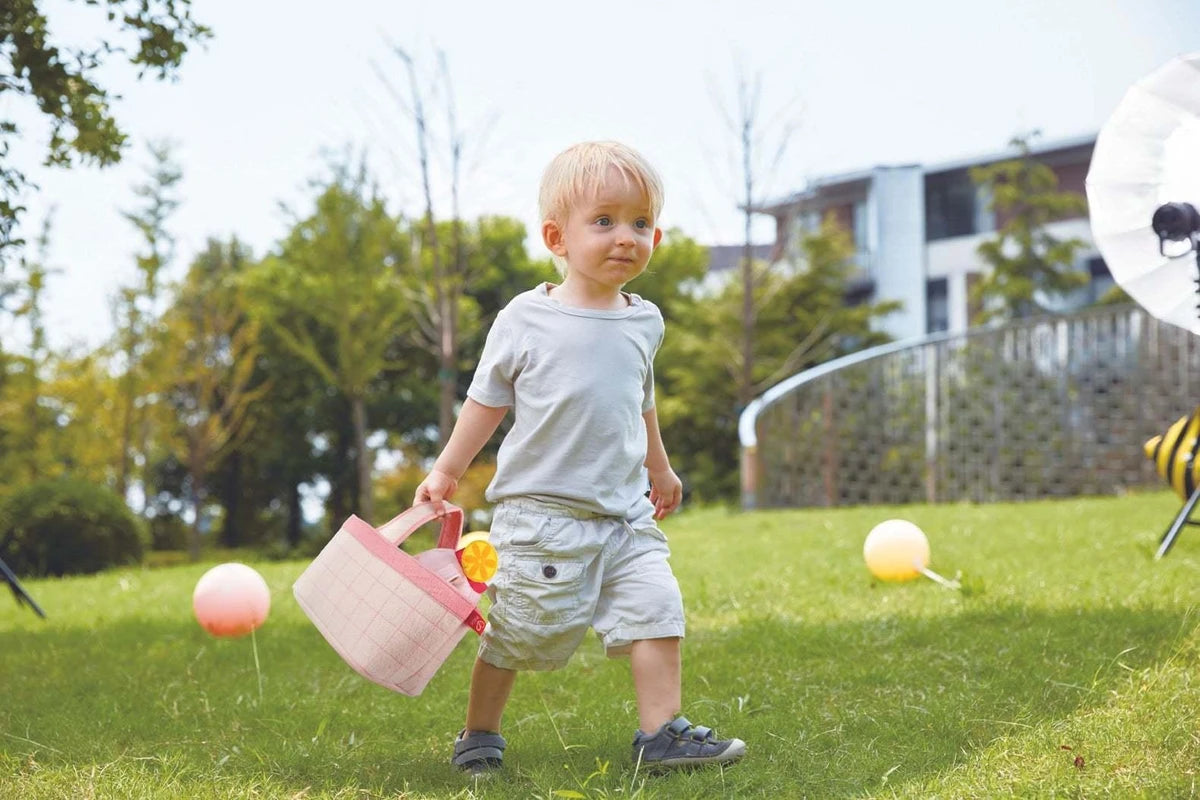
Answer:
[{"left": 8, "top": 0, "right": 1200, "bottom": 351}]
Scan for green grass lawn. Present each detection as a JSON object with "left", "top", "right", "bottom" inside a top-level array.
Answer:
[{"left": 2, "top": 492, "right": 1199, "bottom": 798}]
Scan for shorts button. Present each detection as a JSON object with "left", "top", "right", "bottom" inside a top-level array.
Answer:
[{"left": 542, "top": 565, "right": 557, "bottom": 578}]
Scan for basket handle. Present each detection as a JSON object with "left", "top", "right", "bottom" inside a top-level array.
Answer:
[{"left": 376, "top": 502, "right": 464, "bottom": 550}]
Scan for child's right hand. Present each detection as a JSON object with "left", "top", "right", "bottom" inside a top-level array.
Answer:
[{"left": 413, "top": 469, "right": 459, "bottom": 506}]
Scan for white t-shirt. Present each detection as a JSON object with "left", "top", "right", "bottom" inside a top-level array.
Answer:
[{"left": 467, "top": 283, "right": 664, "bottom": 518}]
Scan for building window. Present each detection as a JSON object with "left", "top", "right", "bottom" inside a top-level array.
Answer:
[
  {"left": 974, "top": 184, "right": 996, "bottom": 234},
  {"left": 925, "top": 170, "right": 980, "bottom": 240},
  {"left": 926, "top": 277, "right": 949, "bottom": 333}
]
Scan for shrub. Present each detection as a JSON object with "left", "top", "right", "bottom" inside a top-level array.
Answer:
[
  {"left": 0, "top": 478, "right": 146, "bottom": 577},
  {"left": 148, "top": 513, "right": 189, "bottom": 551}
]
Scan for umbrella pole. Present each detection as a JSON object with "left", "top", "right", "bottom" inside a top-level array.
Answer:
[
  {"left": 1156, "top": 484, "right": 1200, "bottom": 559},
  {"left": 0, "top": 556, "right": 46, "bottom": 618},
  {"left": 1194, "top": 241, "right": 1200, "bottom": 319}
]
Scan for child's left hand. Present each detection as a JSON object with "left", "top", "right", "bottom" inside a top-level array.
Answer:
[{"left": 648, "top": 467, "right": 683, "bottom": 519}]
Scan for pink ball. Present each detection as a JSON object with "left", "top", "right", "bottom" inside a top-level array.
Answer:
[{"left": 193, "top": 563, "right": 271, "bottom": 638}]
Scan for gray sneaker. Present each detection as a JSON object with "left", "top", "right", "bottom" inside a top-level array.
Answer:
[
  {"left": 451, "top": 729, "right": 506, "bottom": 774},
  {"left": 632, "top": 716, "right": 746, "bottom": 769}
]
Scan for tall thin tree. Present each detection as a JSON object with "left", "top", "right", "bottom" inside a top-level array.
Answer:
[
  {"left": 710, "top": 65, "right": 799, "bottom": 407},
  {"left": 373, "top": 45, "right": 486, "bottom": 449},
  {"left": 114, "top": 141, "right": 181, "bottom": 503}
]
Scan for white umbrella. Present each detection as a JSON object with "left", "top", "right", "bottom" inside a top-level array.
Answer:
[{"left": 1087, "top": 51, "right": 1200, "bottom": 335}]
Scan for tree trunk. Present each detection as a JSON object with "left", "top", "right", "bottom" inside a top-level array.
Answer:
[
  {"left": 423, "top": 207, "right": 453, "bottom": 449},
  {"left": 188, "top": 469, "right": 204, "bottom": 562},
  {"left": 438, "top": 288, "right": 457, "bottom": 449},
  {"left": 739, "top": 114, "right": 756, "bottom": 408},
  {"left": 286, "top": 481, "right": 302, "bottom": 548},
  {"left": 220, "top": 451, "right": 243, "bottom": 548},
  {"left": 351, "top": 393, "right": 373, "bottom": 521},
  {"left": 117, "top": 376, "right": 134, "bottom": 502}
]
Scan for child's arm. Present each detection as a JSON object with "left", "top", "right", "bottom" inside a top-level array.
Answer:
[
  {"left": 414, "top": 398, "right": 509, "bottom": 504},
  {"left": 643, "top": 406, "right": 683, "bottom": 520}
]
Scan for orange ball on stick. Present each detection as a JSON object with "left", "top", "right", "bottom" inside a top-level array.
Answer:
[{"left": 863, "top": 519, "right": 930, "bottom": 582}]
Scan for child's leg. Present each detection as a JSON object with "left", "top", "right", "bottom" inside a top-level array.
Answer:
[
  {"left": 630, "top": 637, "right": 681, "bottom": 733},
  {"left": 629, "top": 635, "right": 745, "bottom": 768},
  {"left": 465, "top": 657, "right": 517, "bottom": 733},
  {"left": 452, "top": 658, "right": 516, "bottom": 773}
]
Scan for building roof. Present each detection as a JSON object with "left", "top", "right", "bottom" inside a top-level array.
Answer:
[
  {"left": 755, "top": 131, "right": 1098, "bottom": 215},
  {"left": 923, "top": 131, "right": 1096, "bottom": 176},
  {"left": 706, "top": 243, "right": 774, "bottom": 273}
]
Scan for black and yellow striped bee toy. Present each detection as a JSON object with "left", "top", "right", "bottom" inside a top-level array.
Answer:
[{"left": 1144, "top": 405, "right": 1200, "bottom": 558}]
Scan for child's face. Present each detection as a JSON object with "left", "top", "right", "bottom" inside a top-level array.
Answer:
[{"left": 543, "top": 167, "right": 663, "bottom": 292}]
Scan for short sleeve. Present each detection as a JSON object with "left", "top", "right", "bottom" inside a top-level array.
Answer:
[
  {"left": 467, "top": 311, "right": 517, "bottom": 408},
  {"left": 641, "top": 360, "right": 656, "bottom": 413},
  {"left": 641, "top": 320, "right": 664, "bottom": 413}
]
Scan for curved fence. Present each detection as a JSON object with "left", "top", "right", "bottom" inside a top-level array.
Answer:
[{"left": 739, "top": 304, "right": 1200, "bottom": 508}]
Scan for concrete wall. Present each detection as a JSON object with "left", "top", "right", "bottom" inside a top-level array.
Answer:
[{"left": 870, "top": 166, "right": 927, "bottom": 339}]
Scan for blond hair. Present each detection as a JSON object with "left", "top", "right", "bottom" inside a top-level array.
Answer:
[{"left": 538, "top": 141, "right": 665, "bottom": 274}]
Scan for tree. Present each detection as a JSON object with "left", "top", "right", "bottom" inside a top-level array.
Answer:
[
  {"left": 242, "top": 161, "right": 412, "bottom": 524},
  {"left": 0, "top": 212, "right": 58, "bottom": 485},
  {"left": 969, "top": 133, "right": 1090, "bottom": 321},
  {"left": 374, "top": 45, "right": 496, "bottom": 449},
  {"left": 710, "top": 65, "right": 799, "bottom": 408},
  {"left": 400, "top": 214, "right": 552, "bottom": 458},
  {"left": 0, "top": 0, "right": 210, "bottom": 261},
  {"left": 151, "top": 239, "right": 265, "bottom": 560},
  {"left": 657, "top": 220, "right": 894, "bottom": 501},
  {"left": 37, "top": 350, "right": 124, "bottom": 486},
  {"left": 627, "top": 229, "right": 709, "bottom": 326},
  {"left": 113, "top": 141, "right": 181, "bottom": 502}
]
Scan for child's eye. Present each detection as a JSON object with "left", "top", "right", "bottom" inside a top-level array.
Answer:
[
  {"left": 595, "top": 216, "right": 611, "bottom": 226},
  {"left": 635, "top": 219, "right": 649, "bottom": 229}
]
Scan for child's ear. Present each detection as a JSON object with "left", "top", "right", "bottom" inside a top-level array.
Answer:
[
  {"left": 542, "top": 219, "right": 567, "bottom": 256},
  {"left": 652, "top": 227, "right": 663, "bottom": 250}
]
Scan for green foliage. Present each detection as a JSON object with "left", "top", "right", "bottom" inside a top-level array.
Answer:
[
  {"left": 658, "top": 220, "right": 894, "bottom": 501},
  {"left": 1, "top": 494, "right": 1198, "bottom": 798},
  {"left": 0, "top": 0, "right": 210, "bottom": 260},
  {"left": 14, "top": 351, "right": 124, "bottom": 490},
  {"left": 113, "top": 141, "right": 182, "bottom": 499},
  {"left": 0, "top": 215, "right": 61, "bottom": 488},
  {"left": 245, "top": 164, "right": 412, "bottom": 394},
  {"left": 242, "top": 160, "right": 415, "bottom": 521},
  {"left": 627, "top": 228, "right": 709, "bottom": 323},
  {"left": 969, "top": 134, "right": 1090, "bottom": 321},
  {"left": 0, "top": 477, "right": 145, "bottom": 576},
  {"left": 461, "top": 215, "right": 558, "bottom": 340},
  {"left": 151, "top": 238, "right": 267, "bottom": 558},
  {"left": 148, "top": 512, "right": 189, "bottom": 551}
]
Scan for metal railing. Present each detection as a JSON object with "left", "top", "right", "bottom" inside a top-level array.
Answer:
[{"left": 739, "top": 304, "right": 1200, "bottom": 508}]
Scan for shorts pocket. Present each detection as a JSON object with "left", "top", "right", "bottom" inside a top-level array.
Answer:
[
  {"left": 634, "top": 525, "right": 668, "bottom": 543},
  {"left": 507, "top": 556, "right": 586, "bottom": 625},
  {"left": 494, "top": 510, "right": 554, "bottom": 549}
]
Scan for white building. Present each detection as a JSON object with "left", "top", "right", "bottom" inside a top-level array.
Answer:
[{"left": 753, "top": 134, "right": 1112, "bottom": 340}]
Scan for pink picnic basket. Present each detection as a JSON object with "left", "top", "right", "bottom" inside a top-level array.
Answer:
[{"left": 292, "top": 502, "right": 486, "bottom": 696}]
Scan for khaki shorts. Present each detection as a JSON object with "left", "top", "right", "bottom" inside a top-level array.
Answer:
[{"left": 477, "top": 498, "right": 685, "bottom": 671}]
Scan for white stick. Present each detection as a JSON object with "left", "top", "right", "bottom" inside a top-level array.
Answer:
[
  {"left": 916, "top": 562, "right": 961, "bottom": 590},
  {"left": 251, "top": 628, "right": 263, "bottom": 703}
]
